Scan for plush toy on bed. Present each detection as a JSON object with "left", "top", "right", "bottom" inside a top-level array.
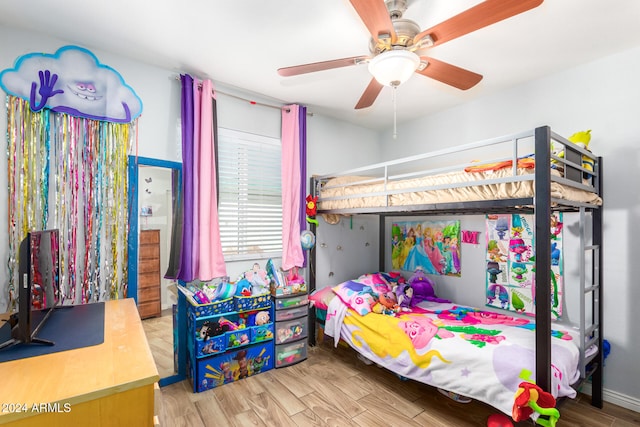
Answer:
[
  {"left": 551, "top": 129, "right": 594, "bottom": 178},
  {"left": 408, "top": 267, "right": 450, "bottom": 307},
  {"left": 394, "top": 283, "right": 413, "bottom": 311},
  {"left": 372, "top": 291, "right": 399, "bottom": 315}
]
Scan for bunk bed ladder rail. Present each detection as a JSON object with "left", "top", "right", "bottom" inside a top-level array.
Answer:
[
  {"left": 588, "top": 154, "right": 604, "bottom": 408},
  {"left": 575, "top": 154, "right": 604, "bottom": 409},
  {"left": 579, "top": 206, "right": 600, "bottom": 378}
]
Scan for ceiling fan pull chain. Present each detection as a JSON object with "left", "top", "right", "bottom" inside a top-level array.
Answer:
[{"left": 393, "top": 86, "right": 398, "bottom": 139}]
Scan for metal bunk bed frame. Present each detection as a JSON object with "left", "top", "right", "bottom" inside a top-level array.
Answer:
[{"left": 307, "top": 125, "right": 603, "bottom": 409}]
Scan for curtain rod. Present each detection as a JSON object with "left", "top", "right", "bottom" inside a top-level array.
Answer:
[{"left": 174, "top": 75, "right": 311, "bottom": 115}]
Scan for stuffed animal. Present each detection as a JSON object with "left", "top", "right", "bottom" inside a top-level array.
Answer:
[
  {"left": 197, "top": 320, "right": 229, "bottom": 339},
  {"left": 552, "top": 129, "right": 594, "bottom": 178},
  {"left": 245, "top": 262, "right": 270, "bottom": 295},
  {"left": 408, "top": 268, "right": 450, "bottom": 306},
  {"left": 255, "top": 311, "right": 270, "bottom": 326},
  {"left": 394, "top": 283, "right": 413, "bottom": 310},
  {"left": 372, "top": 291, "right": 399, "bottom": 315},
  {"left": 234, "top": 278, "right": 253, "bottom": 297}
]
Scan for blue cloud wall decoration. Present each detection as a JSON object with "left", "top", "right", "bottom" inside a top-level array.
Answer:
[{"left": 0, "top": 45, "right": 143, "bottom": 123}]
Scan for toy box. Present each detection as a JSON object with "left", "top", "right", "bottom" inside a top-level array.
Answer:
[
  {"left": 195, "top": 334, "right": 226, "bottom": 357},
  {"left": 234, "top": 293, "right": 271, "bottom": 312},
  {"left": 188, "top": 296, "right": 234, "bottom": 318},
  {"left": 251, "top": 323, "right": 275, "bottom": 342},
  {"left": 191, "top": 342, "right": 274, "bottom": 392}
]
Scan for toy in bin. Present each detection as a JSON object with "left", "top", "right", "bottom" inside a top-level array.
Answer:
[
  {"left": 267, "top": 259, "right": 307, "bottom": 296},
  {"left": 277, "top": 323, "right": 304, "bottom": 344},
  {"left": 278, "top": 349, "right": 300, "bottom": 366}
]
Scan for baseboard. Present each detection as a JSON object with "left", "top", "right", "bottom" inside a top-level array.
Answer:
[{"left": 580, "top": 383, "right": 640, "bottom": 413}]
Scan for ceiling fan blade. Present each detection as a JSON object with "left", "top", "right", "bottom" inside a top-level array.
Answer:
[
  {"left": 349, "top": 0, "right": 397, "bottom": 43},
  {"left": 417, "top": 57, "right": 483, "bottom": 90},
  {"left": 278, "top": 55, "right": 369, "bottom": 77},
  {"left": 413, "top": 0, "right": 543, "bottom": 47},
  {"left": 355, "top": 78, "right": 384, "bottom": 109}
]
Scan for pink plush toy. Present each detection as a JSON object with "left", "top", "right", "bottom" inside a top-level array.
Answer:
[{"left": 408, "top": 268, "right": 450, "bottom": 306}]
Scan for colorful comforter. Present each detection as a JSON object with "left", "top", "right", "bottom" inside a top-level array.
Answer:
[{"left": 324, "top": 296, "right": 580, "bottom": 417}]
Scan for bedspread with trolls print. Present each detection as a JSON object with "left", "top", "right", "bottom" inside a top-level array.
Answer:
[{"left": 323, "top": 274, "right": 580, "bottom": 418}]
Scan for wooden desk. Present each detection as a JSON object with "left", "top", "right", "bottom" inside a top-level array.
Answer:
[{"left": 0, "top": 299, "right": 160, "bottom": 426}]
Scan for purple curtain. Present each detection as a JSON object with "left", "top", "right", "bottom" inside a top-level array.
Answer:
[
  {"left": 191, "top": 78, "right": 201, "bottom": 277},
  {"left": 177, "top": 74, "right": 195, "bottom": 282},
  {"left": 299, "top": 106, "right": 308, "bottom": 267},
  {"left": 167, "top": 74, "right": 226, "bottom": 282}
]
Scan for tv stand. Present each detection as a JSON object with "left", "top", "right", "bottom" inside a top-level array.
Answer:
[
  {"left": 0, "top": 299, "right": 159, "bottom": 426},
  {"left": 0, "top": 306, "right": 72, "bottom": 350},
  {"left": 26, "top": 307, "right": 56, "bottom": 346}
]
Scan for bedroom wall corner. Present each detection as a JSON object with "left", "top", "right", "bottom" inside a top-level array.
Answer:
[{"left": 313, "top": 215, "right": 380, "bottom": 290}]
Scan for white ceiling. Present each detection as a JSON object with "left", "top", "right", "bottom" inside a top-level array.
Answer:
[{"left": 2, "top": 0, "right": 640, "bottom": 130}]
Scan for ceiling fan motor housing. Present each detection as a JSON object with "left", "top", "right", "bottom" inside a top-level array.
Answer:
[{"left": 370, "top": 18, "right": 421, "bottom": 54}]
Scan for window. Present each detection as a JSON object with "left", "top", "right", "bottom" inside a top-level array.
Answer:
[{"left": 218, "top": 128, "right": 282, "bottom": 260}]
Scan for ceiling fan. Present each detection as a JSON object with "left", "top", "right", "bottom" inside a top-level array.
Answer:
[{"left": 278, "top": 0, "right": 544, "bottom": 109}]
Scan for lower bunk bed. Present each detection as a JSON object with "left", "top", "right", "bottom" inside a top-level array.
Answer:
[{"left": 310, "top": 272, "right": 595, "bottom": 424}]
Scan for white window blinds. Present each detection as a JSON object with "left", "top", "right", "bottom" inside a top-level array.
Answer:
[{"left": 218, "top": 128, "right": 282, "bottom": 259}]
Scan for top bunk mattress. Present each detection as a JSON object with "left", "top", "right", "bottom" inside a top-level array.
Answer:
[{"left": 318, "top": 165, "right": 602, "bottom": 211}]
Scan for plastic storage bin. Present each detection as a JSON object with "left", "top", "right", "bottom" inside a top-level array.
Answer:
[
  {"left": 275, "top": 340, "right": 308, "bottom": 368},
  {"left": 275, "top": 316, "right": 308, "bottom": 345},
  {"left": 275, "top": 304, "right": 308, "bottom": 322},
  {"left": 273, "top": 294, "right": 308, "bottom": 310}
]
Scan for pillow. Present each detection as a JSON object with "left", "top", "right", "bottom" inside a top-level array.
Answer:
[
  {"left": 356, "top": 273, "right": 392, "bottom": 295},
  {"left": 309, "top": 286, "right": 336, "bottom": 311},
  {"left": 332, "top": 280, "right": 375, "bottom": 316}
]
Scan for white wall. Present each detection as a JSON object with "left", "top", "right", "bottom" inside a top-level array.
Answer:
[{"left": 373, "top": 46, "right": 640, "bottom": 409}]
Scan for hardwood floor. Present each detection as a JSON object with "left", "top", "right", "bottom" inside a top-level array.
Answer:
[
  {"left": 148, "top": 332, "right": 640, "bottom": 427},
  {"left": 142, "top": 308, "right": 176, "bottom": 379}
]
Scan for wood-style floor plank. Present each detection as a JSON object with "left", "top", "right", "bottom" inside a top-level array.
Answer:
[
  {"left": 144, "top": 315, "right": 640, "bottom": 427},
  {"left": 254, "top": 370, "right": 309, "bottom": 416}
]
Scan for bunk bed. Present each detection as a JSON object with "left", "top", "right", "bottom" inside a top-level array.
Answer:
[{"left": 307, "top": 126, "right": 603, "bottom": 420}]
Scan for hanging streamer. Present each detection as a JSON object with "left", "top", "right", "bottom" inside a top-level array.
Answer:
[
  {"left": 6, "top": 96, "right": 49, "bottom": 309},
  {"left": 6, "top": 94, "right": 135, "bottom": 308}
]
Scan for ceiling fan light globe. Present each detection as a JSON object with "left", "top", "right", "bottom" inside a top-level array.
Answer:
[{"left": 368, "top": 50, "right": 420, "bottom": 87}]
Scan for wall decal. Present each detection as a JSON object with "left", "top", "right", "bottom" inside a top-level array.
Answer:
[
  {"left": 485, "top": 213, "right": 564, "bottom": 318},
  {"left": 391, "top": 219, "right": 461, "bottom": 276},
  {"left": 0, "top": 45, "right": 142, "bottom": 123}
]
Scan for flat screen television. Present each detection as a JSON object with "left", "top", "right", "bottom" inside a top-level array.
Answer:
[{"left": 0, "top": 229, "right": 61, "bottom": 350}]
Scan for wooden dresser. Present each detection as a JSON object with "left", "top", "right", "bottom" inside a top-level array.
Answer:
[
  {"left": 138, "top": 229, "right": 161, "bottom": 319},
  {"left": 0, "top": 299, "right": 160, "bottom": 426}
]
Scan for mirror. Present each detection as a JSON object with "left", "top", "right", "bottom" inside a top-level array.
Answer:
[{"left": 128, "top": 156, "right": 183, "bottom": 384}]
